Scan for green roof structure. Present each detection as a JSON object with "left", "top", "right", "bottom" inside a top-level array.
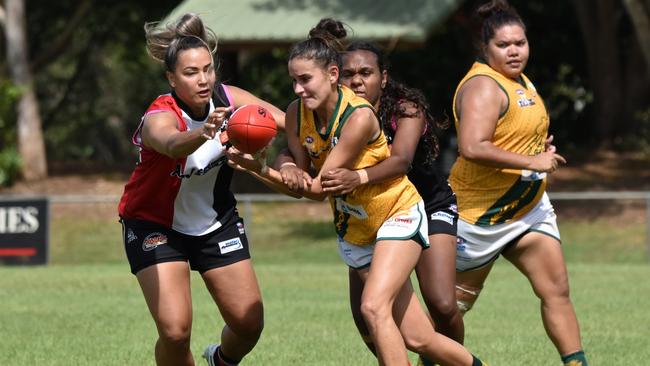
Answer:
[{"left": 165, "top": 0, "right": 463, "bottom": 49}]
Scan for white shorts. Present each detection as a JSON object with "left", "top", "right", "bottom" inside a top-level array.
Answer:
[
  {"left": 337, "top": 201, "right": 429, "bottom": 269},
  {"left": 455, "top": 192, "right": 560, "bottom": 272}
]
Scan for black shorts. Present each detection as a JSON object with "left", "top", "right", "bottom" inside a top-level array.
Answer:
[
  {"left": 425, "top": 194, "right": 458, "bottom": 237},
  {"left": 120, "top": 215, "right": 251, "bottom": 275}
]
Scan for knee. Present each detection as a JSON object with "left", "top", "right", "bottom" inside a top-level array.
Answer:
[
  {"left": 360, "top": 297, "right": 391, "bottom": 326},
  {"left": 426, "top": 295, "right": 461, "bottom": 321},
  {"left": 535, "top": 281, "right": 571, "bottom": 305},
  {"left": 158, "top": 323, "right": 191, "bottom": 348},
  {"left": 227, "top": 304, "right": 265, "bottom": 341},
  {"left": 455, "top": 284, "right": 482, "bottom": 315},
  {"left": 230, "top": 318, "right": 264, "bottom": 342}
]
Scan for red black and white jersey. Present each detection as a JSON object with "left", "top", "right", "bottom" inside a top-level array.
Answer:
[{"left": 118, "top": 84, "right": 237, "bottom": 236}]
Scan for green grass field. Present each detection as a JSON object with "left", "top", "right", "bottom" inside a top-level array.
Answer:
[{"left": 0, "top": 201, "right": 649, "bottom": 365}]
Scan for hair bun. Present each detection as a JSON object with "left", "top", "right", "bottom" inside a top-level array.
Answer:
[
  {"left": 309, "top": 18, "right": 347, "bottom": 40},
  {"left": 477, "top": 0, "right": 513, "bottom": 20}
]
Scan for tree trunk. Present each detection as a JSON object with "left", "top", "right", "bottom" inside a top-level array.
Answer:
[
  {"left": 5, "top": 0, "right": 48, "bottom": 180},
  {"left": 622, "top": 0, "right": 650, "bottom": 72},
  {"left": 571, "top": 0, "right": 625, "bottom": 145}
]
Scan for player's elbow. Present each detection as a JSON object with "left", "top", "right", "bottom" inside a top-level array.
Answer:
[
  {"left": 458, "top": 143, "right": 483, "bottom": 161},
  {"left": 163, "top": 140, "right": 192, "bottom": 159},
  {"left": 165, "top": 148, "right": 186, "bottom": 159},
  {"left": 392, "top": 156, "right": 412, "bottom": 175}
]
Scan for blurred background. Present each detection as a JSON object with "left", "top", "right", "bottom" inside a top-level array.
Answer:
[{"left": 1, "top": 0, "right": 649, "bottom": 188}]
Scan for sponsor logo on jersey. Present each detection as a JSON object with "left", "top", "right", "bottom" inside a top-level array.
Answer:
[
  {"left": 142, "top": 233, "right": 167, "bottom": 251},
  {"left": 430, "top": 211, "right": 455, "bottom": 225},
  {"left": 335, "top": 198, "right": 368, "bottom": 220},
  {"left": 170, "top": 155, "right": 227, "bottom": 179},
  {"left": 456, "top": 236, "right": 467, "bottom": 252},
  {"left": 303, "top": 135, "right": 329, "bottom": 160},
  {"left": 517, "top": 94, "right": 536, "bottom": 107},
  {"left": 516, "top": 88, "right": 537, "bottom": 107},
  {"left": 126, "top": 229, "right": 137, "bottom": 244},
  {"left": 236, "top": 222, "right": 245, "bottom": 234},
  {"left": 218, "top": 237, "right": 244, "bottom": 254},
  {"left": 521, "top": 169, "right": 547, "bottom": 181},
  {"left": 383, "top": 215, "right": 416, "bottom": 229},
  {"left": 393, "top": 217, "right": 412, "bottom": 224}
]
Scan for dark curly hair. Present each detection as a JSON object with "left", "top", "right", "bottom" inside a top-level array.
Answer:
[{"left": 345, "top": 41, "right": 449, "bottom": 167}]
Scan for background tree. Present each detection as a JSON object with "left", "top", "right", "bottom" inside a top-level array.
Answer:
[
  {"left": 622, "top": 0, "right": 650, "bottom": 71},
  {"left": 0, "top": 0, "right": 648, "bottom": 188},
  {"left": 3, "top": 0, "right": 47, "bottom": 181},
  {"left": 0, "top": 0, "right": 178, "bottom": 184},
  {"left": 571, "top": 0, "right": 649, "bottom": 148}
]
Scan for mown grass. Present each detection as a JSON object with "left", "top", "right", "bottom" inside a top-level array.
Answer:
[{"left": 0, "top": 200, "right": 648, "bottom": 365}]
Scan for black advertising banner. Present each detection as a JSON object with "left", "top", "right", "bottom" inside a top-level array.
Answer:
[{"left": 0, "top": 197, "right": 48, "bottom": 265}]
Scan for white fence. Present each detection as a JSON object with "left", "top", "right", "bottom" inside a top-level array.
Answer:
[{"left": 548, "top": 191, "right": 650, "bottom": 262}]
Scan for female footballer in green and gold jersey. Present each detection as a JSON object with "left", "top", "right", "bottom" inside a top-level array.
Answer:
[
  {"left": 227, "top": 17, "right": 487, "bottom": 366},
  {"left": 450, "top": 1, "right": 589, "bottom": 365}
]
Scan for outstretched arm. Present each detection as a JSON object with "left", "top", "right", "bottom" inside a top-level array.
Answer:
[
  {"left": 226, "top": 101, "right": 320, "bottom": 200},
  {"left": 227, "top": 148, "right": 303, "bottom": 198},
  {"left": 228, "top": 105, "right": 378, "bottom": 201},
  {"left": 142, "top": 109, "right": 226, "bottom": 158}
]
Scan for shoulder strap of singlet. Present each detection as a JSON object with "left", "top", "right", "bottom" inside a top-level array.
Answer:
[
  {"left": 212, "top": 83, "right": 233, "bottom": 108},
  {"left": 332, "top": 104, "right": 375, "bottom": 142}
]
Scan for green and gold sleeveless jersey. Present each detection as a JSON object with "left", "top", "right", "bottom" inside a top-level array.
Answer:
[
  {"left": 450, "top": 61, "right": 549, "bottom": 226},
  {"left": 298, "top": 85, "right": 421, "bottom": 245}
]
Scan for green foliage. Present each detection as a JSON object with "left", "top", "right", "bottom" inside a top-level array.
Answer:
[
  {"left": 25, "top": 0, "right": 178, "bottom": 164},
  {"left": 0, "top": 148, "right": 21, "bottom": 187},
  {"left": 0, "top": 80, "right": 20, "bottom": 133},
  {"left": 14, "top": 0, "right": 649, "bottom": 165},
  {"left": 238, "top": 48, "right": 295, "bottom": 111},
  {"left": 37, "top": 40, "right": 169, "bottom": 162},
  {"left": 0, "top": 80, "right": 22, "bottom": 186}
]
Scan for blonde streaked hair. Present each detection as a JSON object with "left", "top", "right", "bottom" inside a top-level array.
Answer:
[{"left": 144, "top": 13, "right": 218, "bottom": 71}]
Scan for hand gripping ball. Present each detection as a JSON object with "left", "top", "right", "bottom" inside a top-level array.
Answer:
[{"left": 225, "top": 104, "right": 277, "bottom": 154}]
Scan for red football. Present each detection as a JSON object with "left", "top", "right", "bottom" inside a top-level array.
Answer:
[{"left": 226, "top": 104, "right": 277, "bottom": 154}]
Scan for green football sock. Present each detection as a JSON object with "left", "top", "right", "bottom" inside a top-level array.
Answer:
[
  {"left": 561, "top": 350, "right": 589, "bottom": 366},
  {"left": 472, "top": 354, "right": 486, "bottom": 366}
]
